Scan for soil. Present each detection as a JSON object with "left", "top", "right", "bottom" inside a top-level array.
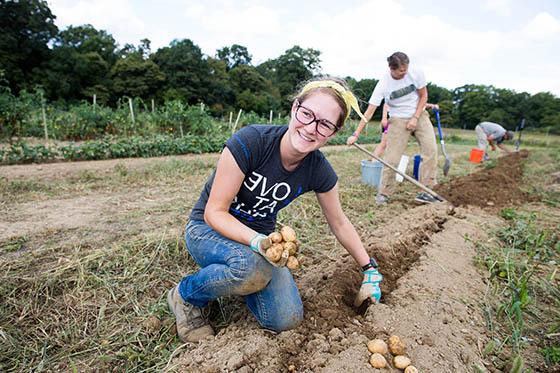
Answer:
[
  {"left": 0, "top": 149, "right": 542, "bottom": 372},
  {"left": 434, "top": 150, "right": 531, "bottom": 210}
]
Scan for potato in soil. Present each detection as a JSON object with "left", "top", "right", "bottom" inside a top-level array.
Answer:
[
  {"left": 369, "top": 353, "right": 387, "bottom": 368},
  {"left": 388, "top": 335, "right": 406, "bottom": 355},
  {"left": 393, "top": 355, "right": 411, "bottom": 369},
  {"left": 404, "top": 366, "right": 418, "bottom": 373},
  {"left": 367, "top": 339, "right": 388, "bottom": 354}
]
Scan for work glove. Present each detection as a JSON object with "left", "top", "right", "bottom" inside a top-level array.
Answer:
[
  {"left": 249, "top": 233, "right": 272, "bottom": 254},
  {"left": 354, "top": 268, "right": 383, "bottom": 307}
]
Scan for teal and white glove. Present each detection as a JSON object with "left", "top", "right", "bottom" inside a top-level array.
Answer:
[
  {"left": 249, "top": 233, "right": 272, "bottom": 253},
  {"left": 354, "top": 265, "right": 383, "bottom": 307}
]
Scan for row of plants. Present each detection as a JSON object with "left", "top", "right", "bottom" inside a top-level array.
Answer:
[
  {"left": 0, "top": 89, "right": 289, "bottom": 141},
  {"left": 475, "top": 208, "right": 560, "bottom": 372},
  {"left": 0, "top": 130, "right": 382, "bottom": 165}
]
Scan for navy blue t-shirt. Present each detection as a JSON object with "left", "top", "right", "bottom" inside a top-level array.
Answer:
[{"left": 189, "top": 125, "right": 338, "bottom": 234}]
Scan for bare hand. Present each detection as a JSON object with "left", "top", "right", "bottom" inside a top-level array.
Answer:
[
  {"left": 346, "top": 135, "right": 358, "bottom": 145},
  {"left": 406, "top": 117, "right": 418, "bottom": 131},
  {"left": 381, "top": 119, "right": 389, "bottom": 129}
]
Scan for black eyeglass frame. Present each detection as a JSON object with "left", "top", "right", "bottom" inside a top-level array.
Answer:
[{"left": 294, "top": 102, "right": 341, "bottom": 138}]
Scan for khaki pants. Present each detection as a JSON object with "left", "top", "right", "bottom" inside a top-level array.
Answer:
[
  {"left": 475, "top": 125, "right": 488, "bottom": 151},
  {"left": 379, "top": 111, "right": 438, "bottom": 196}
]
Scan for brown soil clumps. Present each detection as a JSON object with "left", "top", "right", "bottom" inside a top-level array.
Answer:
[{"left": 435, "top": 150, "right": 531, "bottom": 209}]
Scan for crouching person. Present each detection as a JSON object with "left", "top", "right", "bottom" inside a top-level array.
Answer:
[{"left": 168, "top": 77, "right": 383, "bottom": 342}]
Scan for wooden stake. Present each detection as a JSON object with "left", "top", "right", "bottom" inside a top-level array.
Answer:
[
  {"left": 229, "top": 112, "right": 233, "bottom": 125},
  {"left": 151, "top": 99, "right": 155, "bottom": 113},
  {"left": 269, "top": 110, "right": 273, "bottom": 123},
  {"left": 41, "top": 93, "right": 48, "bottom": 141},
  {"left": 93, "top": 94, "right": 97, "bottom": 113},
  {"left": 232, "top": 109, "right": 243, "bottom": 134},
  {"left": 128, "top": 98, "right": 135, "bottom": 134}
]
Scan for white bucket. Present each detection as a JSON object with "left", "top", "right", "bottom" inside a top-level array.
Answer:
[{"left": 396, "top": 155, "right": 410, "bottom": 182}]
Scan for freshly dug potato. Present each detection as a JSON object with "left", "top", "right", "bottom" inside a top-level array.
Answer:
[
  {"left": 369, "top": 353, "right": 387, "bottom": 368},
  {"left": 269, "top": 232, "right": 283, "bottom": 243},
  {"left": 286, "top": 256, "right": 299, "bottom": 270},
  {"left": 388, "top": 335, "right": 406, "bottom": 355},
  {"left": 283, "top": 241, "right": 297, "bottom": 255},
  {"left": 367, "top": 339, "right": 388, "bottom": 354},
  {"left": 393, "top": 355, "right": 411, "bottom": 369},
  {"left": 280, "top": 226, "right": 297, "bottom": 242},
  {"left": 404, "top": 366, "right": 418, "bottom": 373},
  {"left": 265, "top": 244, "right": 283, "bottom": 262}
]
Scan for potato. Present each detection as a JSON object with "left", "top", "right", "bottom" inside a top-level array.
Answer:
[
  {"left": 404, "top": 366, "right": 418, "bottom": 373},
  {"left": 283, "top": 241, "right": 298, "bottom": 255},
  {"left": 369, "top": 353, "right": 387, "bottom": 368},
  {"left": 269, "top": 232, "right": 283, "bottom": 243},
  {"left": 388, "top": 335, "right": 406, "bottom": 355},
  {"left": 367, "top": 339, "right": 388, "bottom": 354},
  {"left": 286, "top": 256, "right": 299, "bottom": 270},
  {"left": 393, "top": 355, "right": 411, "bottom": 369},
  {"left": 265, "top": 244, "right": 283, "bottom": 262},
  {"left": 280, "top": 226, "right": 297, "bottom": 242}
]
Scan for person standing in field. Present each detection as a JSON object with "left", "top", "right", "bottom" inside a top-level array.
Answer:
[
  {"left": 475, "top": 121, "right": 514, "bottom": 160},
  {"left": 373, "top": 102, "right": 440, "bottom": 159},
  {"left": 167, "top": 77, "right": 383, "bottom": 343},
  {"left": 347, "top": 51, "right": 439, "bottom": 205}
]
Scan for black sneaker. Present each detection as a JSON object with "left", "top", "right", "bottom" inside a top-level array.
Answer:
[{"left": 414, "top": 192, "right": 439, "bottom": 204}]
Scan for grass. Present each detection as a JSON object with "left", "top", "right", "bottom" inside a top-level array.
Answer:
[
  {"left": 475, "top": 207, "right": 560, "bottom": 371},
  {"left": 0, "top": 234, "right": 194, "bottom": 371},
  {"left": 1, "top": 135, "right": 559, "bottom": 371}
]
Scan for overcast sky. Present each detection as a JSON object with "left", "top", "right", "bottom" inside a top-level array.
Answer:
[{"left": 48, "top": 0, "right": 560, "bottom": 97}]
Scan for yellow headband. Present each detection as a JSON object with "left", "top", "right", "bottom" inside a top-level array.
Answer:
[{"left": 299, "top": 80, "right": 367, "bottom": 124}]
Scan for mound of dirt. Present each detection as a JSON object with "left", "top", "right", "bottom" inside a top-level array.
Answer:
[{"left": 435, "top": 150, "right": 530, "bottom": 209}]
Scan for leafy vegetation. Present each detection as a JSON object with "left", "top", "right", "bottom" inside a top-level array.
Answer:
[{"left": 476, "top": 208, "right": 560, "bottom": 372}]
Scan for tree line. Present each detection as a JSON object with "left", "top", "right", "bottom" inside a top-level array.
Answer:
[{"left": 1, "top": 0, "right": 559, "bottom": 134}]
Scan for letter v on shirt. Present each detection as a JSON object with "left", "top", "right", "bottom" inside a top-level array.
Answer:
[{"left": 240, "top": 172, "right": 291, "bottom": 217}]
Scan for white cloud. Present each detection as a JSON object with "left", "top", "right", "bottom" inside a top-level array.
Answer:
[
  {"left": 522, "top": 12, "right": 560, "bottom": 41},
  {"left": 482, "top": 0, "right": 512, "bottom": 17},
  {"left": 46, "top": 0, "right": 560, "bottom": 96},
  {"left": 48, "top": 0, "right": 146, "bottom": 46}
]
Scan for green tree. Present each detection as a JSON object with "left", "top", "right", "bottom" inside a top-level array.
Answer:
[
  {"left": 38, "top": 24, "right": 118, "bottom": 103},
  {"left": 152, "top": 39, "right": 211, "bottom": 104},
  {"left": 0, "top": 0, "right": 58, "bottom": 93},
  {"left": 110, "top": 55, "right": 165, "bottom": 100},
  {"left": 216, "top": 44, "right": 252, "bottom": 71},
  {"left": 257, "top": 46, "right": 321, "bottom": 105},
  {"left": 229, "top": 64, "right": 280, "bottom": 114}
]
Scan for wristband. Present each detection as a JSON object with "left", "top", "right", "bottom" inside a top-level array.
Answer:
[
  {"left": 361, "top": 257, "right": 379, "bottom": 272},
  {"left": 352, "top": 131, "right": 359, "bottom": 138}
]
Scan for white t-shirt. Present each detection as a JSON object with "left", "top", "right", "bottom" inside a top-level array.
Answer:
[{"left": 369, "top": 67, "right": 426, "bottom": 118}]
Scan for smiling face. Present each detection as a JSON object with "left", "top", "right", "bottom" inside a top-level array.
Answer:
[
  {"left": 390, "top": 64, "right": 408, "bottom": 80},
  {"left": 286, "top": 91, "right": 343, "bottom": 155}
]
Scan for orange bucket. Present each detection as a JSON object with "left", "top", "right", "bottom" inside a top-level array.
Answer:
[{"left": 470, "top": 148, "right": 484, "bottom": 163}]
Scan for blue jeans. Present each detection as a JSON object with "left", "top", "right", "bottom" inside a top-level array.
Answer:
[{"left": 178, "top": 220, "right": 304, "bottom": 332}]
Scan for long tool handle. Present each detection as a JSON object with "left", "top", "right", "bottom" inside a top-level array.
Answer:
[
  {"left": 353, "top": 143, "right": 446, "bottom": 202},
  {"left": 434, "top": 109, "right": 444, "bottom": 140}
]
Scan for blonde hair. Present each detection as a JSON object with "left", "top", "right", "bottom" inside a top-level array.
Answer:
[{"left": 294, "top": 77, "right": 367, "bottom": 127}]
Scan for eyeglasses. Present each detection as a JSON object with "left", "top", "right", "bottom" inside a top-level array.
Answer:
[{"left": 295, "top": 103, "right": 339, "bottom": 137}]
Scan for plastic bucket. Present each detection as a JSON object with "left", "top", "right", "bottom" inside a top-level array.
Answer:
[
  {"left": 361, "top": 160, "right": 383, "bottom": 189},
  {"left": 413, "top": 154, "right": 422, "bottom": 181},
  {"left": 470, "top": 148, "right": 484, "bottom": 163},
  {"left": 396, "top": 155, "right": 410, "bottom": 182}
]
